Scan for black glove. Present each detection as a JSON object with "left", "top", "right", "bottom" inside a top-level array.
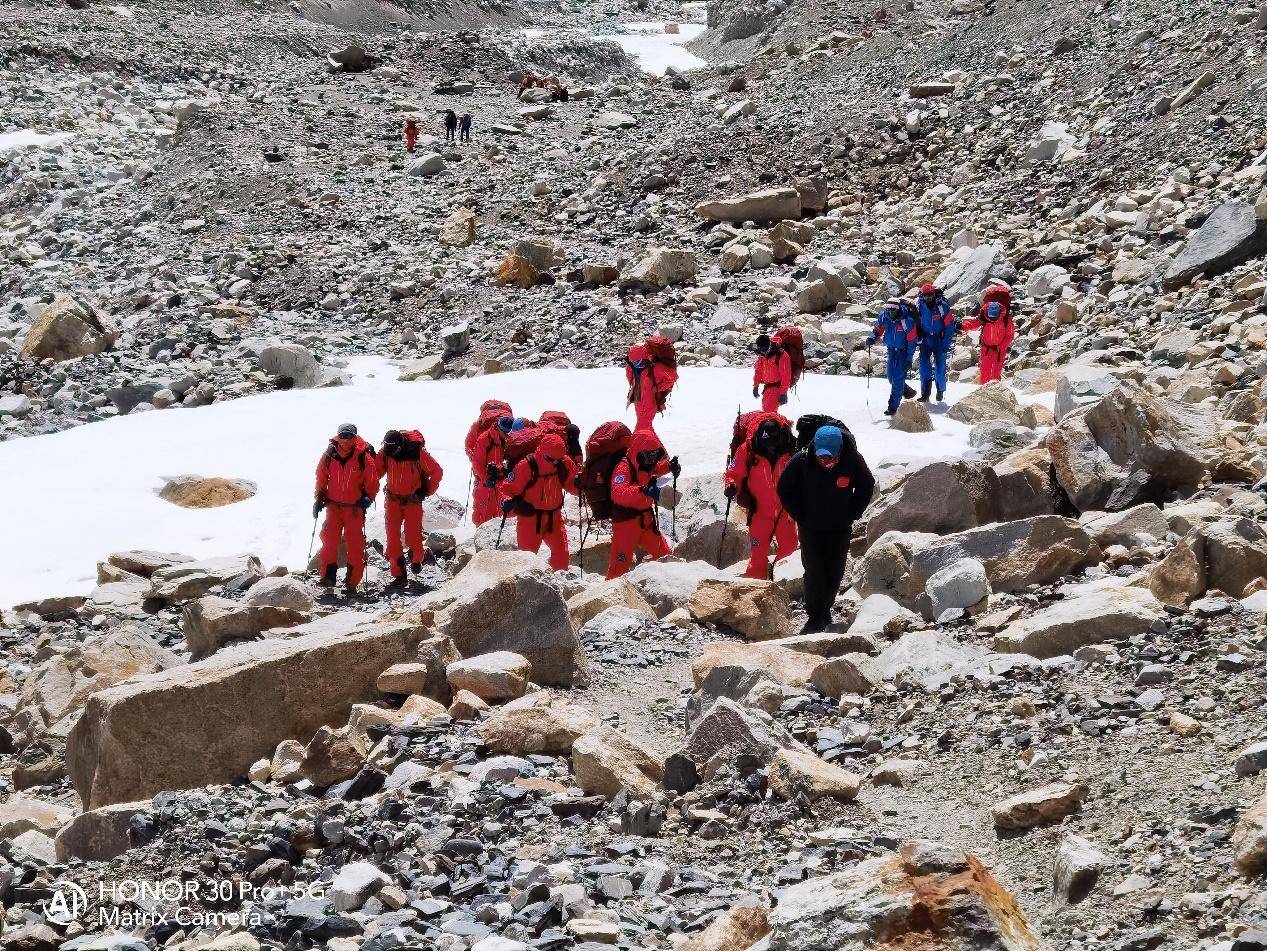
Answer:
[
  {"left": 778, "top": 394, "right": 788, "bottom": 406},
  {"left": 669, "top": 456, "right": 681, "bottom": 479},
  {"left": 411, "top": 489, "right": 427, "bottom": 503},
  {"left": 313, "top": 498, "right": 325, "bottom": 519},
  {"left": 724, "top": 484, "right": 737, "bottom": 500},
  {"left": 501, "top": 498, "right": 513, "bottom": 514},
  {"left": 752, "top": 386, "right": 759, "bottom": 399},
  {"left": 355, "top": 496, "right": 372, "bottom": 512},
  {"left": 643, "top": 482, "right": 661, "bottom": 501}
]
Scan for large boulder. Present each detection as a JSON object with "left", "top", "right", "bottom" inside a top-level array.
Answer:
[
  {"left": 687, "top": 578, "right": 797, "bottom": 641},
  {"left": 405, "top": 550, "right": 584, "bottom": 686},
  {"left": 864, "top": 462, "right": 1002, "bottom": 545},
  {"left": 935, "top": 244, "right": 1015, "bottom": 303},
  {"left": 445, "top": 651, "right": 532, "bottom": 701},
  {"left": 1199, "top": 518, "right": 1267, "bottom": 598},
  {"left": 566, "top": 579, "right": 656, "bottom": 628},
  {"left": 851, "top": 532, "right": 935, "bottom": 601},
  {"left": 691, "top": 641, "right": 822, "bottom": 689},
  {"left": 994, "top": 581, "right": 1163, "bottom": 658},
  {"left": 476, "top": 691, "right": 601, "bottom": 755},
  {"left": 1054, "top": 367, "right": 1120, "bottom": 421},
  {"left": 54, "top": 801, "right": 150, "bottom": 862},
  {"left": 624, "top": 559, "right": 729, "bottom": 617},
  {"left": 925, "top": 558, "right": 990, "bottom": 616},
  {"left": 697, "top": 187, "right": 801, "bottom": 223},
  {"left": 1079, "top": 505, "right": 1168, "bottom": 548},
  {"left": 767, "top": 747, "right": 862, "bottom": 802},
  {"left": 906, "top": 516, "right": 1101, "bottom": 602},
  {"left": 1045, "top": 383, "right": 1216, "bottom": 512},
  {"left": 672, "top": 511, "right": 751, "bottom": 568},
  {"left": 67, "top": 620, "right": 425, "bottom": 808},
  {"left": 620, "top": 248, "right": 698, "bottom": 289},
  {"left": 181, "top": 596, "right": 310, "bottom": 659},
  {"left": 20, "top": 296, "right": 117, "bottom": 362},
  {"left": 946, "top": 381, "right": 1025, "bottom": 425},
  {"left": 12, "top": 627, "right": 180, "bottom": 742},
  {"left": 259, "top": 343, "right": 322, "bottom": 388},
  {"left": 993, "top": 446, "right": 1065, "bottom": 520},
  {"left": 1233, "top": 790, "right": 1267, "bottom": 876},
  {"left": 681, "top": 906, "right": 770, "bottom": 951},
  {"left": 148, "top": 554, "right": 264, "bottom": 603},
  {"left": 680, "top": 697, "right": 798, "bottom": 773},
  {"left": 0, "top": 796, "right": 73, "bottom": 840},
  {"left": 1162, "top": 202, "right": 1267, "bottom": 290},
  {"left": 571, "top": 725, "right": 664, "bottom": 799},
  {"left": 767, "top": 843, "right": 1040, "bottom": 949},
  {"left": 876, "top": 630, "right": 988, "bottom": 691}
]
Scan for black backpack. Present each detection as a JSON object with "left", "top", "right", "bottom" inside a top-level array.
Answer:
[{"left": 794, "top": 414, "right": 853, "bottom": 453}]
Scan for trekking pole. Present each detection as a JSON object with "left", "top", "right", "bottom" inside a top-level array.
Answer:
[
  {"left": 718, "top": 495, "right": 732, "bottom": 567},
  {"left": 577, "top": 496, "right": 589, "bottom": 577},
  {"left": 306, "top": 513, "right": 319, "bottom": 564},
  {"left": 768, "top": 510, "right": 783, "bottom": 581},
  {"left": 495, "top": 511, "right": 508, "bottom": 547},
  {"left": 670, "top": 470, "right": 678, "bottom": 541}
]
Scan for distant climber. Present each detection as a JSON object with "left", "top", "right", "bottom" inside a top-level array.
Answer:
[
  {"left": 607, "top": 430, "right": 679, "bottom": 578},
  {"left": 500, "top": 431, "right": 578, "bottom": 571},
  {"left": 313, "top": 423, "right": 380, "bottom": 593},
  {"left": 404, "top": 117, "right": 419, "bottom": 154},
  {"left": 459, "top": 113, "right": 473, "bottom": 142},
  {"left": 961, "top": 281, "right": 1016, "bottom": 384},
  {"left": 626, "top": 336, "right": 678, "bottom": 433},
  {"left": 444, "top": 109, "right": 458, "bottom": 143},
  {"left": 777, "top": 420, "right": 875, "bottom": 633},
  {"left": 869, "top": 298, "right": 919, "bottom": 416},
  {"left": 751, "top": 327, "right": 804, "bottom": 412},
  {"left": 377, "top": 429, "right": 443, "bottom": 587},
  {"left": 915, "top": 283, "right": 956, "bottom": 402}
]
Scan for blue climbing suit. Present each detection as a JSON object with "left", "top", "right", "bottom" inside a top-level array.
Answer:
[
  {"left": 871, "top": 306, "right": 919, "bottom": 414},
  {"left": 916, "top": 293, "right": 956, "bottom": 396}
]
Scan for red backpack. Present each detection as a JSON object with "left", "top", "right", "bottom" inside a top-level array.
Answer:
[
  {"left": 579, "top": 421, "right": 632, "bottom": 520},
  {"left": 465, "top": 400, "right": 513, "bottom": 460},
  {"left": 772, "top": 327, "right": 805, "bottom": 387},
  {"left": 645, "top": 335, "right": 678, "bottom": 369},
  {"left": 981, "top": 283, "right": 1012, "bottom": 316},
  {"left": 727, "top": 412, "right": 794, "bottom": 512},
  {"left": 502, "top": 419, "right": 542, "bottom": 467},
  {"left": 395, "top": 429, "right": 439, "bottom": 495}
]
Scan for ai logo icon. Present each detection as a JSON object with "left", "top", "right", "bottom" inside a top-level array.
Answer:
[{"left": 45, "top": 883, "right": 87, "bottom": 926}]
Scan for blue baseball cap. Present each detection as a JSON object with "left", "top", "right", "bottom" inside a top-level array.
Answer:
[{"left": 814, "top": 426, "right": 843, "bottom": 458}]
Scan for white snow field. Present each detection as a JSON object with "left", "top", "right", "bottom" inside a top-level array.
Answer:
[
  {"left": 0, "top": 360, "right": 980, "bottom": 607},
  {"left": 597, "top": 22, "right": 708, "bottom": 75}
]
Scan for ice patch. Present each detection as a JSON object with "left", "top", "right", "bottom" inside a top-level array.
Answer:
[{"left": 597, "top": 22, "right": 708, "bottom": 75}]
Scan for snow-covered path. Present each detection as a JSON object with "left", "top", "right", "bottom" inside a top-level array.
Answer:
[{"left": 0, "top": 362, "right": 978, "bottom": 607}]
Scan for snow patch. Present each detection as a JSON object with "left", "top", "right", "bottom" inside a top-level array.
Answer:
[
  {"left": 0, "top": 131, "right": 72, "bottom": 152},
  {"left": 0, "top": 367, "right": 979, "bottom": 608},
  {"left": 597, "top": 22, "right": 708, "bottom": 75}
]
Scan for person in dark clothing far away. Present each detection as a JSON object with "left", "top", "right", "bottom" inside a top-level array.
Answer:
[
  {"left": 443, "top": 109, "right": 458, "bottom": 142},
  {"left": 776, "top": 423, "right": 875, "bottom": 634},
  {"left": 459, "top": 113, "right": 472, "bottom": 142}
]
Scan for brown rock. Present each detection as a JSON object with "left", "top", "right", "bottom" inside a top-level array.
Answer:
[
  {"left": 446, "top": 651, "right": 532, "bottom": 701},
  {"left": 20, "top": 295, "right": 117, "bottom": 362},
  {"left": 302, "top": 726, "right": 366, "bottom": 787},
  {"left": 1233, "top": 791, "right": 1267, "bottom": 876},
  {"left": 68, "top": 620, "right": 424, "bottom": 808},
  {"left": 991, "top": 782, "right": 1088, "bottom": 829},
  {"left": 448, "top": 689, "right": 490, "bottom": 721},
  {"left": 54, "top": 801, "right": 149, "bottom": 862},
  {"left": 687, "top": 578, "right": 797, "bottom": 641},
  {"left": 476, "top": 691, "right": 601, "bottom": 755},
  {"left": 1148, "top": 534, "right": 1206, "bottom": 607},
  {"left": 159, "top": 476, "right": 255, "bottom": 508},
  {"left": 767, "top": 747, "right": 862, "bottom": 801},
  {"left": 691, "top": 641, "right": 822, "bottom": 689},
  {"left": 681, "top": 905, "right": 770, "bottom": 951},
  {"left": 493, "top": 253, "right": 540, "bottom": 288},
  {"left": 571, "top": 724, "right": 664, "bottom": 799}
]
